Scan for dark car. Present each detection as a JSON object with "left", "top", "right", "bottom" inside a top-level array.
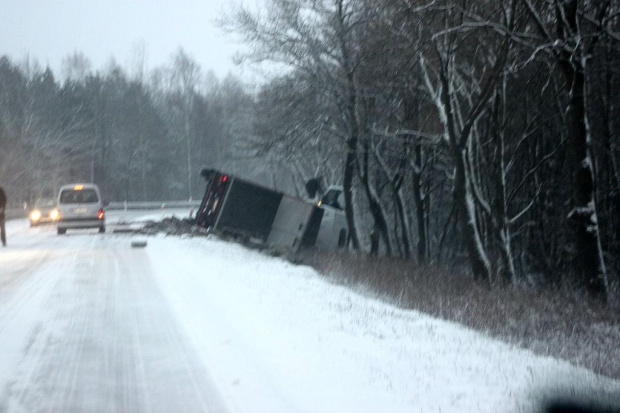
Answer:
[{"left": 29, "top": 198, "right": 59, "bottom": 227}]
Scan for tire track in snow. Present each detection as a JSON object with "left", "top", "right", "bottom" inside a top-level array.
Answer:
[
  {"left": 1, "top": 233, "right": 228, "bottom": 413},
  {"left": 0, "top": 233, "right": 87, "bottom": 412},
  {"left": 0, "top": 226, "right": 64, "bottom": 333},
  {"left": 1, "top": 235, "right": 94, "bottom": 412}
]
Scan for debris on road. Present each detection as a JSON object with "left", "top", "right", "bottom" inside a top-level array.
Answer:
[
  {"left": 131, "top": 240, "right": 148, "bottom": 248},
  {"left": 112, "top": 221, "right": 142, "bottom": 233},
  {"left": 139, "top": 216, "right": 208, "bottom": 236},
  {"left": 113, "top": 216, "right": 209, "bottom": 237},
  {"left": 113, "top": 215, "right": 297, "bottom": 260}
]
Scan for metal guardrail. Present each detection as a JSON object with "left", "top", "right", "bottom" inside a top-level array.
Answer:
[
  {"left": 105, "top": 200, "right": 202, "bottom": 211},
  {"left": 5, "top": 209, "right": 27, "bottom": 219},
  {"left": 4, "top": 201, "right": 201, "bottom": 220}
]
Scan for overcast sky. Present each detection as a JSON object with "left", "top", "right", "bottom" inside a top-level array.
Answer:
[{"left": 0, "top": 0, "right": 255, "bottom": 80}]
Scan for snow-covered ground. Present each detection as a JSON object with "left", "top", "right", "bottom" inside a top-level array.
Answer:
[{"left": 0, "top": 213, "right": 618, "bottom": 412}]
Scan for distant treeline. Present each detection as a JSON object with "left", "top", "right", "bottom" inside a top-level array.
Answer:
[{"left": 0, "top": 49, "right": 254, "bottom": 206}]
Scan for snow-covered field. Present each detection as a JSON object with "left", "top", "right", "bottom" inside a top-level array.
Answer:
[{"left": 0, "top": 213, "right": 618, "bottom": 412}]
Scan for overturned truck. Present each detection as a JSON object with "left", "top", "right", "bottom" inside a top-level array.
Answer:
[{"left": 195, "top": 168, "right": 348, "bottom": 252}]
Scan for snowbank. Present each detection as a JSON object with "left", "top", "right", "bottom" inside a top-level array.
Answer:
[{"left": 147, "top": 236, "right": 620, "bottom": 413}]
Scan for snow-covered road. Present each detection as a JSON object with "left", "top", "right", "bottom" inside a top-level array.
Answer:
[
  {"left": 0, "top": 214, "right": 226, "bottom": 412},
  {"left": 0, "top": 212, "right": 618, "bottom": 413}
]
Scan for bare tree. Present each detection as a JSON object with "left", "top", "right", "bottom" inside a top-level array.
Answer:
[
  {"left": 169, "top": 48, "right": 202, "bottom": 199},
  {"left": 61, "top": 51, "right": 92, "bottom": 84},
  {"left": 223, "top": 0, "right": 374, "bottom": 249},
  {"left": 521, "top": 0, "right": 611, "bottom": 300}
]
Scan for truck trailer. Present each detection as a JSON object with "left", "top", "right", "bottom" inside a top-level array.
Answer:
[{"left": 195, "top": 168, "right": 348, "bottom": 252}]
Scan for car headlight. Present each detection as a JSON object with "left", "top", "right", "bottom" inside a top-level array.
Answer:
[
  {"left": 50, "top": 209, "right": 59, "bottom": 220},
  {"left": 30, "top": 210, "right": 42, "bottom": 221}
]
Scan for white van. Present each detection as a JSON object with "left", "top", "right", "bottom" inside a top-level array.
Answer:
[{"left": 56, "top": 183, "right": 105, "bottom": 235}]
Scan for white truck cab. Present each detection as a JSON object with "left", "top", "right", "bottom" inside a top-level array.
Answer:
[{"left": 315, "top": 186, "right": 348, "bottom": 249}]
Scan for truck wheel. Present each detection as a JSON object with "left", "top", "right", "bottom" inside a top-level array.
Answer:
[
  {"left": 58, "top": 228, "right": 66, "bottom": 235},
  {"left": 99, "top": 226, "right": 106, "bottom": 234}
]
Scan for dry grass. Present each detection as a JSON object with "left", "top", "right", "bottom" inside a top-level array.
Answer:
[{"left": 297, "top": 249, "right": 620, "bottom": 380}]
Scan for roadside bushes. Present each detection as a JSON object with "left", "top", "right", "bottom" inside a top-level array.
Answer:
[{"left": 299, "top": 250, "right": 620, "bottom": 379}]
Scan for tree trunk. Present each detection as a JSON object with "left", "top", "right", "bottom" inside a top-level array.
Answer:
[
  {"left": 563, "top": 68, "right": 608, "bottom": 300},
  {"left": 434, "top": 52, "right": 494, "bottom": 285},
  {"left": 453, "top": 147, "right": 493, "bottom": 285},
  {"left": 404, "top": 98, "right": 426, "bottom": 262},
  {"left": 412, "top": 143, "right": 427, "bottom": 263},
  {"left": 185, "top": 105, "right": 193, "bottom": 200},
  {"left": 394, "top": 188, "right": 412, "bottom": 260},
  {"left": 492, "top": 85, "right": 516, "bottom": 285},
  {"left": 343, "top": 137, "right": 361, "bottom": 250},
  {"left": 360, "top": 139, "right": 392, "bottom": 255},
  {"left": 338, "top": 0, "right": 361, "bottom": 251}
]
